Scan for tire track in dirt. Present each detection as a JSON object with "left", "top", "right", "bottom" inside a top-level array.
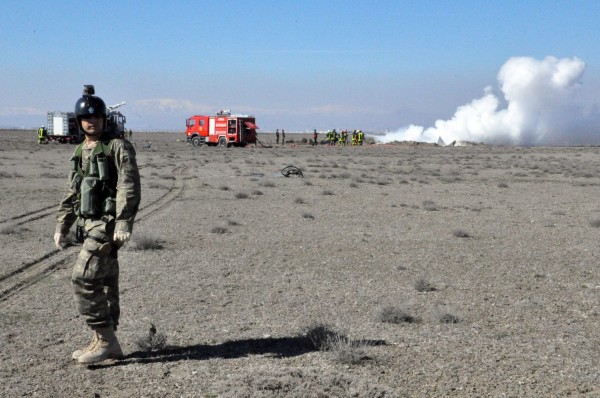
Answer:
[
  {"left": 0, "top": 205, "right": 57, "bottom": 226},
  {"left": 0, "top": 165, "right": 150, "bottom": 229},
  {"left": 135, "top": 165, "right": 190, "bottom": 223},
  {"left": 0, "top": 165, "right": 190, "bottom": 303}
]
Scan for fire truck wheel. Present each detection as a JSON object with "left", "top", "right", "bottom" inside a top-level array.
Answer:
[
  {"left": 218, "top": 137, "right": 228, "bottom": 147},
  {"left": 191, "top": 136, "right": 202, "bottom": 147}
]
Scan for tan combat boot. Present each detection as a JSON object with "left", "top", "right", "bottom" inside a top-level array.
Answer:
[
  {"left": 71, "top": 331, "right": 98, "bottom": 360},
  {"left": 77, "top": 327, "right": 123, "bottom": 364}
]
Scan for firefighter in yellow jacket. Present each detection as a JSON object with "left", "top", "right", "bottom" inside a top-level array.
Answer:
[
  {"left": 38, "top": 126, "right": 48, "bottom": 144},
  {"left": 54, "top": 85, "right": 141, "bottom": 364}
]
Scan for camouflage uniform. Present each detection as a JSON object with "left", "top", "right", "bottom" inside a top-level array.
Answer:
[{"left": 56, "top": 138, "right": 141, "bottom": 330}]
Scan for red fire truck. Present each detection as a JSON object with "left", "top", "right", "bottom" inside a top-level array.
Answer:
[{"left": 185, "top": 110, "right": 258, "bottom": 147}]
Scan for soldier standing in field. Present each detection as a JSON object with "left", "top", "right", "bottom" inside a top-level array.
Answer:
[
  {"left": 281, "top": 129, "right": 285, "bottom": 145},
  {"left": 275, "top": 129, "right": 280, "bottom": 145},
  {"left": 54, "top": 85, "right": 141, "bottom": 364}
]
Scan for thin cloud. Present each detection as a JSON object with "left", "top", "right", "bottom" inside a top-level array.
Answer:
[
  {"left": 132, "top": 98, "right": 210, "bottom": 114},
  {"left": 0, "top": 107, "right": 46, "bottom": 116}
]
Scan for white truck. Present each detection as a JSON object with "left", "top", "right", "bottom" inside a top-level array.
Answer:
[
  {"left": 46, "top": 111, "right": 80, "bottom": 143},
  {"left": 45, "top": 102, "right": 127, "bottom": 144}
]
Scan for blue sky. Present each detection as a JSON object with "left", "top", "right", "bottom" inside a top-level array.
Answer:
[{"left": 2, "top": 0, "right": 600, "bottom": 134}]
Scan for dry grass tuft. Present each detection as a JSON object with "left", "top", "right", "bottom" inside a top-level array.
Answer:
[
  {"left": 434, "top": 307, "right": 461, "bottom": 324},
  {"left": 303, "top": 323, "right": 347, "bottom": 351},
  {"left": 328, "top": 335, "right": 372, "bottom": 365},
  {"left": 375, "top": 305, "right": 419, "bottom": 324},
  {"left": 422, "top": 200, "right": 438, "bottom": 211},
  {"left": 0, "top": 224, "right": 26, "bottom": 235},
  {"left": 211, "top": 226, "right": 229, "bottom": 234},
  {"left": 414, "top": 277, "right": 436, "bottom": 292},
  {"left": 452, "top": 228, "right": 471, "bottom": 238},
  {"left": 135, "top": 323, "right": 167, "bottom": 352},
  {"left": 129, "top": 235, "right": 164, "bottom": 250},
  {"left": 259, "top": 181, "right": 276, "bottom": 188}
]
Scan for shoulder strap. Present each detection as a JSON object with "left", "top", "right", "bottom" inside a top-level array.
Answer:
[{"left": 94, "top": 139, "right": 113, "bottom": 157}]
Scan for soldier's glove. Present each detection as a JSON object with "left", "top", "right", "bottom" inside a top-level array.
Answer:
[
  {"left": 54, "top": 232, "right": 65, "bottom": 250},
  {"left": 113, "top": 231, "right": 131, "bottom": 245}
]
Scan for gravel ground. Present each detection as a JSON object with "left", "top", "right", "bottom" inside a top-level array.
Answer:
[{"left": 2, "top": 130, "right": 600, "bottom": 397}]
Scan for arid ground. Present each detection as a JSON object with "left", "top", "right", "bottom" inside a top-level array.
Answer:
[{"left": 2, "top": 130, "right": 600, "bottom": 397}]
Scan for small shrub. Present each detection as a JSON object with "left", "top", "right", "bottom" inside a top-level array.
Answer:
[
  {"left": 211, "top": 226, "right": 229, "bottom": 234},
  {"left": 590, "top": 218, "right": 600, "bottom": 228},
  {"left": 302, "top": 213, "right": 314, "bottom": 219},
  {"left": 130, "top": 235, "right": 164, "bottom": 250},
  {"left": 40, "top": 172, "right": 63, "bottom": 179},
  {"left": 135, "top": 323, "right": 167, "bottom": 352},
  {"left": 414, "top": 277, "right": 436, "bottom": 292},
  {"left": 259, "top": 181, "right": 275, "bottom": 188},
  {"left": 376, "top": 305, "right": 419, "bottom": 324},
  {"left": 322, "top": 189, "right": 335, "bottom": 196},
  {"left": 303, "top": 323, "right": 347, "bottom": 351},
  {"left": 295, "top": 197, "right": 306, "bottom": 204},
  {"left": 329, "top": 336, "right": 371, "bottom": 365},
  {"left": 349, "top": 182, "right": 358, "bottom": 188},
  {"left": 147, "top": 182, "right": 168, "bottom": 189},
  {"left": 422, "top": 200, "right": 437, "bottom": 211},
  {"left": 498, "top": 182, "right": 509, "bottom": 188},
  {"left": 219, "top": 185, "right": 231, "bottom": 191},
  {"left": 252, "top": 190, "right": 263, "bottom": 196},
  {"left": 0, "top": 224, "right": 26, "bottom": 235},
  {"left": 435, "top": 309, "right": 460, "bottom": 324},
  {"left": 452, "top": 228, "right": 470, "bottom": 238},
  {"left": 235, "top": 192, "right": 249, "bottom": 199}
]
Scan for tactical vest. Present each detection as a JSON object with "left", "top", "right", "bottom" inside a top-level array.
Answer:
[{"left": 70, "top": 140, "right": 118, "bottom": 219}]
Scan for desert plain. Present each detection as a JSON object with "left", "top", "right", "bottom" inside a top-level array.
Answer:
[{"left": 2, "top": 130, "right": 600, "bottom": 397}]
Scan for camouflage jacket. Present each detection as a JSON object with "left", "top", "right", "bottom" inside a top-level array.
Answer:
[{"left": 55, "top": 138, "right": 141, "bottom": 235}]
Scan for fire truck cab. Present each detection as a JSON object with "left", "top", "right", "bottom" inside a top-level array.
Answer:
[{"left": 186, "top": 110, "right": 258, "bottom": 147}]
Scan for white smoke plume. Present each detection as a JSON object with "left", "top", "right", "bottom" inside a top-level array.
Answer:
[{"left": 380, "top": 56, "right": 600, "bottom": 146}]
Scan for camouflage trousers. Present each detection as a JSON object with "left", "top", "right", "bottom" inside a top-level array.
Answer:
[{"left": 72, "top": 217, "right": 120, "bottom": 330}]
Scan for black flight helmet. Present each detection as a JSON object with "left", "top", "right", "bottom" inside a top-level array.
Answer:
[{"left": 74, "top": 84, "right": 107, "bottom": 131}]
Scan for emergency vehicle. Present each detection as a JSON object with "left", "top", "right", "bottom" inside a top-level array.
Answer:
[
  {"left": 185, "top": 110, "right": 258, "bottom": 147},
  {"left": 45, "top": 102, "right": 127, "bottom": 144},
  {"left": 46, "top": 111, "right": 80, "bottom": 143}
]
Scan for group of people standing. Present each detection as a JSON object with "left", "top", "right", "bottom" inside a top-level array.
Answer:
[
  {"left": 273, "top": 128, "right": 364, "bottom": 146},
  {"left": 325, "top": 129, "right": 364, "bottom": 146},
  {"left": 275, "top": 129, "right": 286, "bottom": 145}
]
